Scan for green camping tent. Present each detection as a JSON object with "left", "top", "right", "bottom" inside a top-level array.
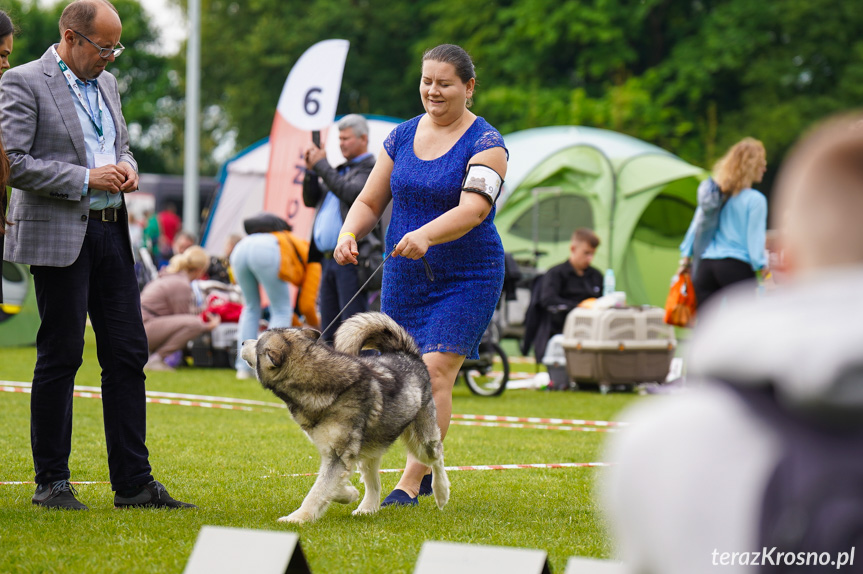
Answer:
[{"left": 496, "top": 126, "right": 707, "bottom": 307}]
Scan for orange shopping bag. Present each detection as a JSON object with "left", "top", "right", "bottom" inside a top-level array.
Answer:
[{"left": 664, "top": 270, "right": 696, "bottom": 327}]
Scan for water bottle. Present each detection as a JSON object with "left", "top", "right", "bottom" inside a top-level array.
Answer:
[{"left": 603, "top": 268, "right": 616, "bottom": 297}]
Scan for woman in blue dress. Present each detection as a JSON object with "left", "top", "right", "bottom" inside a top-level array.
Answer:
[{"left": 335, "top": 44, "right": 508, "bottom": 506}]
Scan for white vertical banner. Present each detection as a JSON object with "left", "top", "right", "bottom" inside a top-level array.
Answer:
[
  {"left": 277, "top": 39, "right": 350, "bottom": 131},
  {"left": 265, "top": 40, "right": 350, "bottom": 240}
]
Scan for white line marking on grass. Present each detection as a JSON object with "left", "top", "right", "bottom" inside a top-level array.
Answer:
[
  {"left": 1, "top": 385, "right": 274, "bottom": 412},
  {"left": 3, "top": 382, "right": 627, "bottom": 427},
  {"left": 263, "top": 461, "right": 612, "bottom": 479},
  {"left": 144, "top": 397, "right": 269, "bottom": 412},
  {"left": 3, "top": 463, "right": 611, "bottom": 485},
  {"left": 452, "top": 413, "right": 627, "bottom": 427},
  {"left": 1, "top": 380, "right": 285, "bottom": 408},
  {"left": 451, "top": 420, "right": 616, "bottom": 432},
  {"left": 0, "top": 480, "right": 109, "bottom": 486}
]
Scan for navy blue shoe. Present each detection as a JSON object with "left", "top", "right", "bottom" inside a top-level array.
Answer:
[
  {"left": 380, "top": 489, "right": 418, "bottom": 507},
  {"left": 418, "top": 473, "right": 433, "bottom": 497}
]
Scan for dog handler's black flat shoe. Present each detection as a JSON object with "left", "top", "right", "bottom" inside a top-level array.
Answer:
[
  {"left": 114, "top": 480, "right": 197, "bottom": 509},
  {"left": 418, "top": 473, "right": 433, "bottom": 496},
  {"left": 381, "top": 489, "right": 418, "bottom": 507}
]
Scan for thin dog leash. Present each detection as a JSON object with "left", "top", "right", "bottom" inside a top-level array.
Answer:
[{"left": 317, "top": 250, "right": 435, "bottom": 342}]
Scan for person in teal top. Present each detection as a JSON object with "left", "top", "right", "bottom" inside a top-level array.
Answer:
[{"left": 680, "top": 138, "right": 768, "bottom": 309}]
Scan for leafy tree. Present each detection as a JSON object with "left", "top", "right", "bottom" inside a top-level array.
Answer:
[
  {"left": 637, "top": 0, "right": 863, "bottom": 192},
  {"left": 189, "top": 0, "right": 431, "bottom": 150},
  {"left": 1, "top": 1, "right": 63, "bottom": 68},
  {"left": 417, "top": 0, "right": 863, "bottom": 199},
  {"left": 172, "top": 0, "right": 863, "bottom": 195}
]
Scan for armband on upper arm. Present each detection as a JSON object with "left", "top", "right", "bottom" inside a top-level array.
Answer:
[{"left": 461, "top": 163, "right": 504, "bottom": 205}]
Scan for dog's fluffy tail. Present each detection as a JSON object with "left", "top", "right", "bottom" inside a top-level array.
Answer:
[{"left": 333, "top": 312, "right": 421, "bottom": 358}]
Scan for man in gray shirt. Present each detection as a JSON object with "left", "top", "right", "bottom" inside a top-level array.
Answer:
[{"left": 303, "top": 114, "right": 382, "bottom": 340}]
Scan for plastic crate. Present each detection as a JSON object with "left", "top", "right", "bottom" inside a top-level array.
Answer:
[
  {"left": 210, "top": 323, "right": 238, "bottom": 350},
  {"left": 189, "top": 323, "right": 238, "bottom": 368},
  {"left": 561, "top": 306, "right": 676, "bottom": 385}
]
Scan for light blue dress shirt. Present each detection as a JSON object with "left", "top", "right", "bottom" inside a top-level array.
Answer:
[
  {"left": 66, "top": 73, "right": 120, "bottom": 210},
  {"left": 312, "top": 152, "right": 373, "bottom": 252},
  {"left": 680, "top": 187, "right": 768, "bottom": 271}
]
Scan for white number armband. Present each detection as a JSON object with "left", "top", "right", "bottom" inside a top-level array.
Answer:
[{"left": 461, "top": 163, "right": 504, "bottom": 205}]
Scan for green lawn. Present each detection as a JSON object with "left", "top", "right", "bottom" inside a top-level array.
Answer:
[{"left": 0, "top": 330, "right": 644, "bottom": 573}]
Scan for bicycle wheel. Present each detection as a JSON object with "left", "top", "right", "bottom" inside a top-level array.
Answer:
[{"left": 464, "top": 342, "right": 509, "bottom": 397}]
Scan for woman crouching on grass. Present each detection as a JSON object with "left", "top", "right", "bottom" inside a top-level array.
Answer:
[{"left": 139, "top": 246, "right": 221, "bottom": 371}]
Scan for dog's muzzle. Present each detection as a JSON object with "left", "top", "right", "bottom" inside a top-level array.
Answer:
[{"left": 240, "top": 339, "right": 258, "bottom": 368}]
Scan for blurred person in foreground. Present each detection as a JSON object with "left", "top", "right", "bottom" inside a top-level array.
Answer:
[
  {"left": 603, "top": 114, "right": 863, "bottom": 573},
  {"left": 0, "top": 9, "right": 15, "bottom": 305},
  {"left": 335, "top": 44, "right": 508, "bottom": 507},
  {"left": 140, "top": 246, "right": 220, "bottom": 371},
  {"left": 0, "top": 9, "right": 12, "bottom": 77},
  {"left": 679, "top": 138, "right": 768, "bottom": 308},
  {"left": 0, "top": 0, "right": 194, "bottom": 510}
]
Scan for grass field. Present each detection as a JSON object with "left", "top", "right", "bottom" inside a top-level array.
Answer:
[{"left": 0, "top": 330, "right": 645, "bottom": 573}]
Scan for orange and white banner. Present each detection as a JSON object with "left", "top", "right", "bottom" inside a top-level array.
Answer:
[{"left": 265, "top": 39, "right": 350, "bottom": 238}]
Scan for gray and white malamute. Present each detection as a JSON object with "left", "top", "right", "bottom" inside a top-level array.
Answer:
[{"left": 241, "top": 312, "right": 450, "bottom": 523}]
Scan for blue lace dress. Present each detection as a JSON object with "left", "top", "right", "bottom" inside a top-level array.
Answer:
[{"left": 381, "top": 114, "right": 507, "bottom": 359}]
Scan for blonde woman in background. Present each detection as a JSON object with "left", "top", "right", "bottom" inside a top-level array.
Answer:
[
  {"left": 679, "top": 138, "right": 768, "bottom": 308},
  {"left": 140, "top": 246, "right": 220, "bottom": 371}
]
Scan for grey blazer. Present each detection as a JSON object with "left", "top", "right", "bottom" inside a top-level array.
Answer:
[{"left": 0, "top": 46, "right": 137, "bottom": 267}]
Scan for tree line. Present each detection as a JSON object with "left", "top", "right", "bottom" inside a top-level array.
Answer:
[{"left": 5, "top": 0, "right": 862, "bottom": 199}]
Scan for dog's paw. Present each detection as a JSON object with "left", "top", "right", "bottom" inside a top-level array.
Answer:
[
  {"left": 333, "top": 485, "right": 360, "bottom": 504},
  {"left": 278, "top": 509, "right": 314, "bottom": 524},
  {"left": 352, "top": 503, "right": 379, "bottom": 516}
]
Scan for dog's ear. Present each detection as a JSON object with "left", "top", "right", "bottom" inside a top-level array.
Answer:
[
  {"left": 263, "top": 346, "right": 287, "bottom": 369},
  {"left": 300, "top": 328, "right": 321, "bottom": 342}
]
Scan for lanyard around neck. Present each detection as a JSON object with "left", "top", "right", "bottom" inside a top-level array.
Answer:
[{"left": 51, "top": 46, "right": 106, "bottom": 147}]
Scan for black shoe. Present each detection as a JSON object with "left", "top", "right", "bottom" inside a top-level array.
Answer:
[
  {"left": 114, "top": 480, "right": 197, "bottom": 509},
  {"left": 32, "top": 480, "right": 89, "bottom": 510}
]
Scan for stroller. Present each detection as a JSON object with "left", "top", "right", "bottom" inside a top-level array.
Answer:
[
  {"left": 457, "top": 252, "right": 536, "bottom": 397},
  {"left": 459, "top": 320, "right": 509, "bottom": 397}
]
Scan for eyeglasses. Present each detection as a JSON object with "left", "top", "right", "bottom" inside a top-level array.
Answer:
[{"left": 73, "top": 30, "right": 125, "bottom": 59}]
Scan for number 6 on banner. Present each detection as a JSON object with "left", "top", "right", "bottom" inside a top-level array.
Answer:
[{"left": 277, "top": 39, "right": 350, "bottom": 131}]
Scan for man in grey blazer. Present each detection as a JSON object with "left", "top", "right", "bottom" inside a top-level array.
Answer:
[{"left": 0, "top": 0, "right": 194, "bottom": 510}]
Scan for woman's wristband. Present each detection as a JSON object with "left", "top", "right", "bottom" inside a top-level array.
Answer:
[{"left": 338, "top": 231, "right": 356, "bottom": 244}]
